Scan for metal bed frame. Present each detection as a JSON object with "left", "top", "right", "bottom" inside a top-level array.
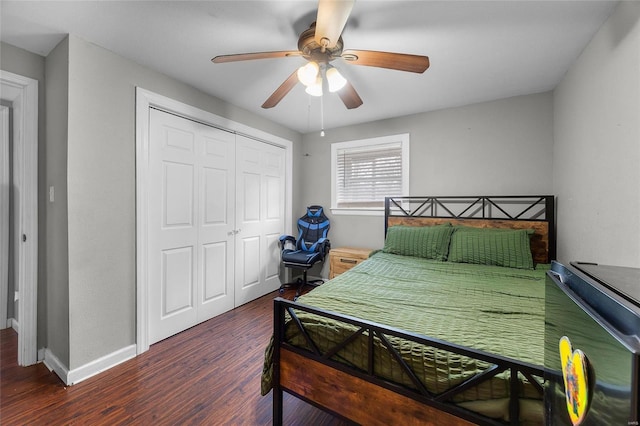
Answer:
[{"left": 272, "top": 195, "right": 556, "bottom": 425}]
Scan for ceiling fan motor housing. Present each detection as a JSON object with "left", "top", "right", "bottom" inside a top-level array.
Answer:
[{"left": 298, "top": 23, "right": 344, "bottom": 63}]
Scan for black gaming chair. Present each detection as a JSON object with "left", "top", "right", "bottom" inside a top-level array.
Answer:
[{"left": 278, "top": 205, "right": 330, "bottom": 299}]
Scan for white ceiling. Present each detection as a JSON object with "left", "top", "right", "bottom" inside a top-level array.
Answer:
[{"left": 1, "top": 1, "right": 617, "bottom": 134}]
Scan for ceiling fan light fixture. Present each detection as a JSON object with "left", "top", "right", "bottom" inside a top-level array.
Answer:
[
  {"left": 305, "top": 76, "right": 323, "bottom": 97},
  {"left": 297, "top": 61, "right": 319, "bottom": 86},
  {"left": 326, "top": 66, "right": 347, "bottom": 92}
]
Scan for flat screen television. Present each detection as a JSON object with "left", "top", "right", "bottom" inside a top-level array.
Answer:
[{"left": 545, "top": 261, "right": 640, "bottom": 425}]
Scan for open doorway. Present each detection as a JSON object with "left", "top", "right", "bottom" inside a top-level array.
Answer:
[{"left": 0, "top": 70, "right": 38, "bottom": 366}]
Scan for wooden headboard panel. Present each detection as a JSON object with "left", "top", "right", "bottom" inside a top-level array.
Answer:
[{"left": 385, "top": 196, "right": 556, "bottom": 264}]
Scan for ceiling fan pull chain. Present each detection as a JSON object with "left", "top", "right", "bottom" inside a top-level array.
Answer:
[
  {"left": 320, "top": 94, "right": 325, "bottom": 137},
  {"left": 307, "top": 97, "right": 311, "bottom": 133}
]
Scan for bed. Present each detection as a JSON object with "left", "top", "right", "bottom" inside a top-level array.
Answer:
[{"left": 263, "top": 195, "right": 556, "bottom": 425}]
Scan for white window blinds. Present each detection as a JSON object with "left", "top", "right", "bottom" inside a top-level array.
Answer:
[{"left": 331, "top": 134, "right": 409, "bottom": 212}]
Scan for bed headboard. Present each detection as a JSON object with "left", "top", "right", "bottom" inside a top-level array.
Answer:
[{"left": 384, "top": 196, "right": 556, "bottom": 264}]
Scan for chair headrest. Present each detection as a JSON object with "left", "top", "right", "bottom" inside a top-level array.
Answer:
[{"left": 307, "top": 205, "right": 324, "bottom": 217}]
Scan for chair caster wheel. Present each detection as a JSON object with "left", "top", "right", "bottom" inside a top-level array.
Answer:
[{"left": 279, "top": 288, "right": 284, "bottom": 294}]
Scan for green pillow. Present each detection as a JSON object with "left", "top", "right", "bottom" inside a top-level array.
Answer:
[
  {"left": 448, "top": 227, "right": 534, "bottom": 269},
  {"left": 383, "top": 224, "right": 454, "bottom": 261}
]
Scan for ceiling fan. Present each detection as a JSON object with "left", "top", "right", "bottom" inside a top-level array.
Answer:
[{"left": 211, "top": 0, "right": 430, "bottom": 110}]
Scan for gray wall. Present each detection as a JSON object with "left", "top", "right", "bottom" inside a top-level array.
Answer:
[
  {"left": 2, "top": 35, "right": 303, "bottom": 371},
  {"left": 0, "top": 42, "right": 48, "bottom": 350},
  {"left": 299, "top": 92, "right": 554, "bottom": 268},
  {"left": 44, "top": 37, "right": 71, "bottom": 365},
  {"left": 63, "top": 35, "right": 301, "bottom": 369},
  {"left": 3, "top": 0, "right": 638, "bottom": 375},
  {"left": 553, "top": 1, "right": 640, "bottom": 267}
]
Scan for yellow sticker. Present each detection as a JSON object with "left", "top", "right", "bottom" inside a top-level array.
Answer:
[{"left": 559, "top": 336, "right": 591, "bottom": 425}]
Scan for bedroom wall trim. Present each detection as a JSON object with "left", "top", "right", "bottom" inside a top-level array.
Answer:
[
  {"left": 135, "top": 87, "right": 293, "bottom": 355},
  {"left": 1, "top": 106, "right": 9, "bottom": 332},
  {"left": 0, "top": 70, "right": 38, "bottom": 367},
  {"left": 44, "top": 344, "right": 136, "bottom": 385}
]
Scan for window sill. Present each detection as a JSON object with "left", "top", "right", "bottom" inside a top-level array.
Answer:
[{"left": 330, "top": 207, "right": 385, "bottom": 216}]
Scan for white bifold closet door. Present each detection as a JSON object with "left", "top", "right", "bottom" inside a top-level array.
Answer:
[{"left": 148, "top": 109, "right": 284, "bottom": 344}]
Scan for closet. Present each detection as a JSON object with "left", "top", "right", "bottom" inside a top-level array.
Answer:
[{"left": 148, "top": 108, "right": 285, "bottom": 344}]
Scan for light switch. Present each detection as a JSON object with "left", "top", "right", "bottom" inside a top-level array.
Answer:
[{"left": 49, "top": 186, "right": 54, "bottom": 202}]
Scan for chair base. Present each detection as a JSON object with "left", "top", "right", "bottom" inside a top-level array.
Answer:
[{"left": 279, "top": 269, "right": 324, "bottom": 300}]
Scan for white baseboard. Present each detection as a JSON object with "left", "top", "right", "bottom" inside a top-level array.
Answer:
[
  {"left": 43, "top": 349, "right": 68, "bottom": 383},
  {"left": 9, "top": 317, "right": 19, "bottom": 333},
  {"left": 44, "top": 344, "right": 137, "bottom": 386}
]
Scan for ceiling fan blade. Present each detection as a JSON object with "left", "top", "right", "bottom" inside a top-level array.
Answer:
[
  {"left": 262, "top": 70, "right": 299, "bottom": 109},
  {"left": 212, "top": 51, "right": 301, "bottom": 63},
  {"left": 315, "top": 0, "right": 355, "bottom": 49},
  {"left": 342, "top": 49, "right": 430, "bottom": 73},
  {"left": 337, "top": 80, "right": 363, "bottom": 109}
]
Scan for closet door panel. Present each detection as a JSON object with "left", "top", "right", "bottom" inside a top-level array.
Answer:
[
  {"left": 148, "top": 108, "right": 286, "bottom": 341},
  {"left": 149, "top": 111, "right": 198, "bottom": 343},
  {"left": 149, "top": 109, "right": 235, "bottom": 343},
  {"left": 196, "top": 127, "right": 236, "bottom": 322},
  {"left": 235, "top": 136, "right": 285, "bottom": 306}
]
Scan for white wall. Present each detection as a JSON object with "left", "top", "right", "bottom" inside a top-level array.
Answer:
[
  {"left": 553, "top": 1, "right": 640, "bottom": 267},
  {"left": 300, "top": 92, "right": 554, "bottom": 259}
]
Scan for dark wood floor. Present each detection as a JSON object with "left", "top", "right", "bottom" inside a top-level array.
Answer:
[{"left": 0, "top": 290, "right": 351, "bottom": 425}]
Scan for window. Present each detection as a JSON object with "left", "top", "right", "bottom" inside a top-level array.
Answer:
[{"left": 331, "top": 133, "right": 409, "bottom": 215}]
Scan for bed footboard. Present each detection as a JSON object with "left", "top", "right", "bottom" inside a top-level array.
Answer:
[{"left": 272, "top": 297, "right": 545, "bottom": 426}]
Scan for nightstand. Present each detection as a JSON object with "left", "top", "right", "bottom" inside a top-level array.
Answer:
[{"left": 329, "top": 247, "right": 374, "bottom": 279}]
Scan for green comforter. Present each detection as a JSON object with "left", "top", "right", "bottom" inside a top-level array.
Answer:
[{"left": 262, "top": 252, "right": 548, "bottom": 422}]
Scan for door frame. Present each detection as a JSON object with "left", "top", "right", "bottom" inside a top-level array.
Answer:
[
  {"left": 135, "top": 87, "right": 293, "bottom": 354},
  {"left": 0, "top": 70, "right": 39, "bottom": 366},
  {"left": 1, "top": 106, "right": 9, "bottom": 331}
]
